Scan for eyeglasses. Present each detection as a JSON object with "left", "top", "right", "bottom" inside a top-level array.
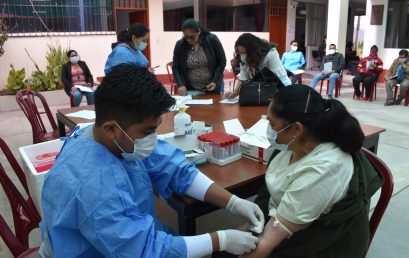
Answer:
[{"left": 184, "top": 35, "right": 197, "bottom": 40}]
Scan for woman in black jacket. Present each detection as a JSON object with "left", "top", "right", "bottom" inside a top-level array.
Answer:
[
  {"left": 61, "top": 50, "right": 94, "bottom": 107},
  {"left": 172, "top": 19, "right": 226, "bottom": 96}
]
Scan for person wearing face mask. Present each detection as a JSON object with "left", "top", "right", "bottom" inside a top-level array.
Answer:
[
  {"left": 172, "top": 19, "right": 226, "bottom": 96},
  {"left": 309, "top": 44, "right": 345, "bottom": 98},
  {"left": 39, "top": 64, "right": 264, "bottom": 258},
  {"left": 104, "top": 23, "right": 150, "bottom": 75},
  {"left": 238, "top": 85, "right": 383, "bottom": 258},
  {"left": 61, "top": 50, "right": 94, "bottom": 107},
  {"left": 352, "top": 45, "right": 383, "bottom": 101},
  {"left": 224, "top": 33, "right": 291, "bottom": 99},
  {"left": 281, "top": 40, "right": 306, "bottom": 84},
  {"left": 384, "top": 49, "right": 409, "bottom": 106}
]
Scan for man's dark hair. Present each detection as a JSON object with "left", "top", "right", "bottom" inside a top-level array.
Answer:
[
  {"left": 329, "top": 44, "right": 336, "bottom": 49},
  {"left": 290, "top": 40, "right": 298, "bottom": 45},
  {"left": 399, "top": 49, "right": 408, "bottom": 57},
  {"left": 370, "top": 45, "right": 378, "bottom": 52},
  {"left": 94, "top": 64, "right": 175, "bottom": 129}
]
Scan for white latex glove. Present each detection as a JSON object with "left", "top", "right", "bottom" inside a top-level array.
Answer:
[
  {"left": 226, "top": 195, "right": 265, "bottom": 234},
  {"left": 217, "top": 229, "right": 259, "bottom": 255}
]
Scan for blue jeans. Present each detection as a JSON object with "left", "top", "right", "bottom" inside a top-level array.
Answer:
[
  {"left": 72, "top": 89, "right": 94, "bottom": 107},
  {"left": 310, "top": 72, "right": 341, "bottom": 96}
]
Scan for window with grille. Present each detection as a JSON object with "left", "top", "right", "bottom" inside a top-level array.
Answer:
[{"left": 1, "top": 0, "right": 115, "bottom": 34}]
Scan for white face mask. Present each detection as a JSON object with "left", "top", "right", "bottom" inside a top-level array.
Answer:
[
  {"left": 113, "top": 122, "right": 157, "bottom": 161},
  {"left": 137, "top": 41, "right": 148, "bottom": 51},
  {"left": 290, "top": 45, "right": 298, "bottom": 52},
  {"left": 240, "top": 53, "right": 247, "bottom": 62},
  {"left": 328, "top": 49, "right": 336, "bottom": 55},
  {"left": 266, "top": 123, "right": 295, "bottom": 151}
]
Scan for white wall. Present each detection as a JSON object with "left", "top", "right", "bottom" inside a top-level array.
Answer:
[
  {"left": 0, "top": 34, "right": 116, "bottom": 90},
  {"left": 149, "top": 0, "right": 269, "bottom": 75},
  {"left": 363, "top": 0, "right": 401, "bottom": 68},
  {"left": 0, "top": 0, "right": 270, "bottom": 90}
]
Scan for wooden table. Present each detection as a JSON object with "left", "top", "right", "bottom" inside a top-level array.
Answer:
[{"left": 56, "top": 95, "right": 385, "bottom": 235}]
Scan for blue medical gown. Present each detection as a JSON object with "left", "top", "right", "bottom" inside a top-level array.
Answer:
[
  {"left": 41, "top": 131, "right": 198, "bottom": 257},
  {"left": 104, "top": 43, "right": 149, "bottom": 75}
]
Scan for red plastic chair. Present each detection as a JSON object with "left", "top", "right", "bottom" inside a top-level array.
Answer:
[
  {"left": 16, "top": 89, "right": 68, "bottom": 144},
  {"left": 319, "top": 73, "right": 343, "bottom": 97},
  {"left": 166, "top": 62, "right": 178, "bottom": 95},
  {"left": 0, "top": 159, "right": 41, "bottom": 249},
  {"left": 393, "top": 84, "right": 409, "bottom": 106},
  {"left": 361, "top": 148, "right": 394, "bottom": 246},
  {"left": 353, "top": 81, "right": 377, "bottom": 101},
  {"left": 0, "top": 215, "right": 39, "bottom": 257}
]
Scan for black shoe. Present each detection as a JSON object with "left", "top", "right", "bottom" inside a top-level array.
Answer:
[
  {"left": 328, "top": 95, "right": 333, "bottom": 99},
  {"left": 384, "top": 100, "right": 395, "bottom": 106},
  {"left": 395, "top": 98, "right": 403, "bottom": 105}
]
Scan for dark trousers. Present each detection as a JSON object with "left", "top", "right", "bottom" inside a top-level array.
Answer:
[{"left": 352, "top": 73, "right": 377, "bottom": 97}]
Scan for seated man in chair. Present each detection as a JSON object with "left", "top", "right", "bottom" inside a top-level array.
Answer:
[
  {"left": 309, "top": 44, "right": 345, "bottom": 98},
  {"left": 281, "top": 40, "right": 305, "bottom": 84},
  {"left": 352, "top": 45, "right": 383, "bottom": 100},
  {"left": 384, "top": 49, "right": 409, "bottom": 106}
]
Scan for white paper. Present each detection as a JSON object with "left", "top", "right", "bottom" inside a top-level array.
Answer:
[
  {"left": 220, "top": 98, "right": 239, "bottom": 104},
  {"left": 223, "top": 119, "right": 246, "bottom": 136},
  {"left": 74, "top": 85, "right": 93, "bottom": 93},
  {"left": 192, "top": 121, "right": 206, "bottom": 135},
  {"left": 66, "top": 110, "right": 96, "bottom": 119},
  {"left": 323, "top": 62, "right": 332, "bottom": 74},
  {"left": 172, "top": 95, "right": 193, "bottom": 100},
  {"left": 224, "top": 118, "right": 271, "bottom": 149},
  {"left": 185, "top": 99, "right": 213, "bottom": 105},
  {"left": 291, "top": 69, "right": 305, "bottom": 75}
]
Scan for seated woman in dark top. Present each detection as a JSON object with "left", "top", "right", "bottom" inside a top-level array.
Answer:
[
  {"left": 61, "top": 50, "right": 94, "bottom": 107},
  {"left": 172, "top": 19, "right": 226, "bottom": 96}
]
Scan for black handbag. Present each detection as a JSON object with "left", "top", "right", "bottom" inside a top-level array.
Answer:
[{"left": 238, "top": 67, "right": 284, "bottom": 106}]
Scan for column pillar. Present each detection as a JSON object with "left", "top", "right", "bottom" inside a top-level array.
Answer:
[{"left": 326, "top": 0, "right": 349, "bottom": 56}]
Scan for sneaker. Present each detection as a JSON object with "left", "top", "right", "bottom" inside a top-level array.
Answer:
[{"left": 363, "top": 96, "right": 369, "bottom": 101}]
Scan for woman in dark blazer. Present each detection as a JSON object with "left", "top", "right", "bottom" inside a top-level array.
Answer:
[
  {"left": 61, "top": 50, "right": 94, "bottom": 107},
  {"left": 172, "top": 19, "right": 226, "bottom": 96}
]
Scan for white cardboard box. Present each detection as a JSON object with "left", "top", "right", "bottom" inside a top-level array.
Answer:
[
  {"left": 224, "top": 116, "right": 274, "bottom": 165},
  {"left": 19, "top": 139, "right": 64, "bottom": 215}
]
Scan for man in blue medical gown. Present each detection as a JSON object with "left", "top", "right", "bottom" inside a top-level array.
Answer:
[{"left": 39, "top": 64, "right": 263, "bottom": 258}]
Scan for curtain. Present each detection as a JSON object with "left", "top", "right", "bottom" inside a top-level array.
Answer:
[
  {"left": 385, "top": 0, "right": 409, "bottom": 48},
  {"left": 306, "top": 4, "right": 327, "bottom": 46}
]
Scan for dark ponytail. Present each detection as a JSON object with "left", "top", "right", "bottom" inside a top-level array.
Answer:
[
  {"left": 322, "top": 99, "right": 364, "bottom": 154},
  {"left": 121, "top": 23, "right": 149, "bottom": 44},
  {"left": 270, "top": 85, "right": 364, "bottom": 154}
]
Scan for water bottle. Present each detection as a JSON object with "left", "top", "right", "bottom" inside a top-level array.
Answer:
[{"left": 174, "top": 106, "right": 192, "bottom": 136}]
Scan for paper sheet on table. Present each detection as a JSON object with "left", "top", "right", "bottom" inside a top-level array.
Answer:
[
  {"left": 291, "top": 69, "right": 305, "bottom": 75},
  {"left": 186, "top": 99, "right": 213, "bottom": 105},
  {"left": 172, "top": 95, "right": 193, "bottom": 100},
  {"left": 66, "top": 110, "right": 96, "bottom": 119},
  {"left": 220, "top": 98, "right": 239, "bottom": 104},
  {"left": 74, "top": 85, "right": 93, "bottom": 93},
  {"left": 223, "top": 119, "right": 245, "bottom": 136},
  {"left": 187, "top": 90, "right": 206, "bottom": 96}
]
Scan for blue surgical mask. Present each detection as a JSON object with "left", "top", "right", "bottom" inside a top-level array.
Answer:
[
  {"left": 137, "top": 42, "right": 148, "bottom": 51},
  {"left": 113, "top": 122, "right": 157, "bottom": 161},
  {"left": 240, "top": 53, "right": 247, "bottom": 62},
  {"left": 266, "top": 123, "right": 295, "bottom": 151},
  {"left": 70, "top": 56, "right": 80, "bottom": 64}
]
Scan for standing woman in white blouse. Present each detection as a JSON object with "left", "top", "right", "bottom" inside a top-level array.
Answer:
[{"left": 224, "top": 33, "right": 291, "bottom": 99}]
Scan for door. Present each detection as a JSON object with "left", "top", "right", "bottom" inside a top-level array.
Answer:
[{"left": 269, "top": 0, "right": 287, "bottom": 55}]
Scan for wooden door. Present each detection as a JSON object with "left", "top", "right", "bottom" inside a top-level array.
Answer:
[
  {"left": 269, "top": 0, "right": 287, "bottom": 55},
  {"left": 129, "top": 10, "right": 150, "bottom": 62}
]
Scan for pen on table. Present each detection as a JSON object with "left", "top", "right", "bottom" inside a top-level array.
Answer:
[{"left": 151, "top": 65, "right": 160, "bottom": 71}]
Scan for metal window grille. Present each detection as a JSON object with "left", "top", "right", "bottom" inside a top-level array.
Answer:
[{"left": 1, "top": 0, "right": 115, "bottom": 35}]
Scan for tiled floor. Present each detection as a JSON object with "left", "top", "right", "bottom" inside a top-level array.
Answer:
[{"left": 1, "top": 71, "right": 408, "bottom": 257}]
